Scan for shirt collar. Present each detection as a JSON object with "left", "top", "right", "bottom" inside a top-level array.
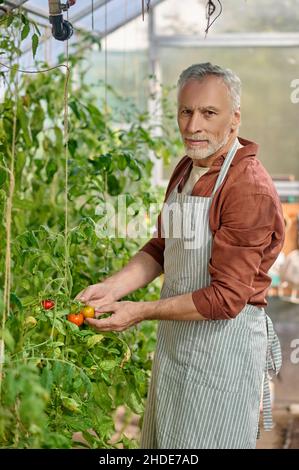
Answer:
[{"left": 210, "top": 136, "right": 259, "bottom": 167}]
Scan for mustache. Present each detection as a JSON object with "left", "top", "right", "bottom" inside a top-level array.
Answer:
[{"left": 184, "top": 134, "right": 210, "bottom": 140}]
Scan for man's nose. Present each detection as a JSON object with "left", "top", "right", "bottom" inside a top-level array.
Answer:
[{"left": 186, "top": 112, "right": 204, "bottom": 134}]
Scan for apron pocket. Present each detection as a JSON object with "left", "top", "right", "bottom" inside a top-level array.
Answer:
[{"left": 186, "top": 321, "right": 252, "bottom": 394}]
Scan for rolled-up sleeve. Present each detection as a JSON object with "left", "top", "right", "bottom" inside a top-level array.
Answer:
[
  {"left": 192, "top": 190, "right": 283, "bottom": 320},
  {"left": 139, "top": 212, "right": 165, "bottom": 269}
]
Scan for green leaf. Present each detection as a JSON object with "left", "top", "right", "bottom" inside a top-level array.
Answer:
[
  {"left": 53, "top": 319, "right": 66, "bottom": 336},
  {"left": 15, "top": 151, "right": 26, "bottom": 184},
  {"left": 68, "top": 138, "right": 77, "bottom": 157},
  {"left": 61, "top": 396, "right": 81, "bottom": 413},
  {"left": 127, "top": 391, "right": 143, "bottom": 414},
  {"left": 21, "top": 14, "right": 29, "bottom": 25},
  {"left": 10, "top": 292, "right": 23, "bottom": 311},
  {"left": 32, "top": 33, "right": 39, "bottom": 58},
  {"left": 69, "top": 100, "right": 81, "bottom": 119},
  {"left": 93, "top": 382, "right": 112, "bottom": 412},
  {"left": 117, "top": 154, "right": 127, "bottom": 171},
  {"left": 45, "top": 158, "right": 58, "bottom": 183},
  {"left": 5, "top": 14, "right": 14, "bottom": 28},
  {"left": 1, "top": 328, "right": 15, "bottom": 352},
  {"left": 128, "top": 158, "right": 142, "bottom": 181},
  {"left": 86, "top": 334, "right": 104, "bottom": 349},
  {"left": 20, "top": 295, "right": 36, "bottom": 307},
  {"left": 40, "top": 366, "right": 53, "bottom": 392},
  {"left": 92, "top": 154, "right": 111, "bottom": 172},
  {"left": 17, "top": 103, "right": 32, "bottom": 146},
  {"left": 0, "top": 168, "right": 6, "bottom": 187},
  {"left": 107, "top": 174, "right": 124, "bottom": 196},
  {"left": 86, "top": 103, "right": 104, "bottom": 127},
  {"left": 21, "top": 23, "right": 30, "bottom": 41},
  {"left": 99, "top": 359, "right": 117, "bottom": 372}
]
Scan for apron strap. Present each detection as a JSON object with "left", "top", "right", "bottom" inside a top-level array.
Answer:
[
  {"left": 211, "top": 138, "right": 241, "bottom": 198},
  {"left": 262, "top": 315, "right": 282, "bottom": 431}
]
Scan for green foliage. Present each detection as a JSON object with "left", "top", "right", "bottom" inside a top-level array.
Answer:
[{"left": 0, "top": 10, "right": 177, "bottom": 449}]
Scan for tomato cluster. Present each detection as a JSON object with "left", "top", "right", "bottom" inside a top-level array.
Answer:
[
  {"left": 67, "top": 305, "right": 95, "bottom": 327},
  {"left": 41, "top": 298, "right": 95, "bottom": 327}
]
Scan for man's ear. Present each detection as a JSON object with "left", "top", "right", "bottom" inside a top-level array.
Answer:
[{"left": 231, "top": 107, "right": 241, "bottom": 130}]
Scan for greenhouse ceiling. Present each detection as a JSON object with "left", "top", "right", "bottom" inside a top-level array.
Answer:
[{"left": 0, "top": 0, "right": 165, "bottom": 35}]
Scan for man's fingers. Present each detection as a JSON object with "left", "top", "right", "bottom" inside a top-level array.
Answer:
[
  {"left": 75, "top": 289, "right": 100, "bottom": 304},
  {"left": 74, "top": 291, "right": 85, "bottom": 301},
  {"left": 75, "top": 287, "right": 92, "bottom": 302},
  {"left": 95, "top": 303, "right": 116, "bottom": 314},
  {"left": 85, "top": 317, "right": 113, "bottom": 331},
  {"left": 82, "top": 299, "right": 105, "bottom": 308}
]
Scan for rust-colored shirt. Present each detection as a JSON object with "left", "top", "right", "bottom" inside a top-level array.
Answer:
[{"left": 140, "top": 137, "right": 285, "bottom": 320}]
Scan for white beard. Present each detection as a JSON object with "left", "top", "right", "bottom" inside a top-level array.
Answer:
[{"left": 185, "top": 129, "right": 231, "bottom": 161}]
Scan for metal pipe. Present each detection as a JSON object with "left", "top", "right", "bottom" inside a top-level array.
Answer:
[
  {"left": 48, "top": 0, "right": 73, "bottom": 41},
  {"left": 48, "top": 0, "right": 62, "bottom": 16}
]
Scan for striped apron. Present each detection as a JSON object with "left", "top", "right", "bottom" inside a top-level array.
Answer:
[{"left": 140, "top": 139, "right": 282, "bottom": 449}]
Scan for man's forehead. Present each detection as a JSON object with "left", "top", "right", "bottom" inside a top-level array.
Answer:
[{"left": 178, "top": 76, "right": 231, "bottom": 106}]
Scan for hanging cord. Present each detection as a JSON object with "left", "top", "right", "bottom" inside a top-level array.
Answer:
[
  {"left": 103, "top": 0, "right": 108, "bottom": 272},
  {"left": 91, "top": 0, "right": 94, "bottom": 31},
  {"left": 122, "top": 0, "right": 127, "bottom": 92},
  {"left": 205, "top": 0, "right": 222, "bottom": 37},
  {"left": 0, "top": 56, "right": 19, "bottom": 387},
  {"left": 64, "top": 9, "right": 70, "bottom": 297},
  {"left": 104, "top": 0, "right": 108, "bottom": 114}
]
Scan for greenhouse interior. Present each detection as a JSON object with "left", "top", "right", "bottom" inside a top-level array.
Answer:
[{"left": 0, "top": 0, "right": 299, "bottom": 453}]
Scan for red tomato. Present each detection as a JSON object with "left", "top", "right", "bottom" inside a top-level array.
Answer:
[
  {"left": 81, "top": 306, "right": 95, "bottom": 318},
  {"left": 67, "top": 313, "right": 84, "bottom": 327},
  {"left": 42, "top": 299, "right": 55, "bottom": 310}
]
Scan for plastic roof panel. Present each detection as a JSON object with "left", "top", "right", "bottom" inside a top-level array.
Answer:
[
  {"left": 2, "top": 0, "right": 165, "bottom": 35},
  {"left": 75, "top": 0, "right": 163, "bottom": 35}
]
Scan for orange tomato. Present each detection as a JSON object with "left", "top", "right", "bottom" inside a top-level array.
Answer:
[
  {"left": 67, "top": 312, "right": 84, "bottom": 326},
  {"left": 81, "top": 306, "right": 95, "bottom": 318}
]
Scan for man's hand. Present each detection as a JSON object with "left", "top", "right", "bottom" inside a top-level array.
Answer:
[
  {"left": 75, "top": 282, "right": 117, "bottom": 310},
  {"left": 85, "top": 301, "right": 144, "bottom": 332}
]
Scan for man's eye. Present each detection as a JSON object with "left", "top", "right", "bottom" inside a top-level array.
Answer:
[
  {"left": 181, "top": 109, "right": 191, "bottom": 115},
  {"left": 205, "top": 111, "right": 216, "bottom": 116}
]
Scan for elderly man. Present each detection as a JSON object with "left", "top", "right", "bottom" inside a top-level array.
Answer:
[{"left": 76, "top": 63, "right": 285, "bottom": 449}]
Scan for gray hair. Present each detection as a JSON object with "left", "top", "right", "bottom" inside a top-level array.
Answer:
[{"left": 177, "top": 62, "right": 241, "bottom": 111}]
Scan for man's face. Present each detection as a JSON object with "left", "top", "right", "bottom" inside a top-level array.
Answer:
[{"left": 177, "top": 75, "right": 241, "bottom": 161}]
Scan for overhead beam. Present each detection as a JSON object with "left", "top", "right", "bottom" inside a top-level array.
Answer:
[
  {"left": 155, "top": 32, "right": 299, "bottom": 48},
  {"left": 20, "top": 4, "right": 49, "bottom": 21}
]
